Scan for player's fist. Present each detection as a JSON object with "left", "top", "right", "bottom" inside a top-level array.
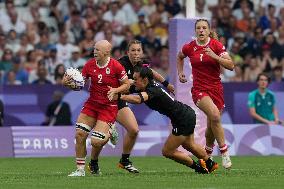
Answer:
[{"left": 178, "top": 73, "right": 187, "bottom": 83}]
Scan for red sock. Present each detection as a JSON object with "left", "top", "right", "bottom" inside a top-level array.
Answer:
[
  {"left": 76, "top": 157, "right": 85, "bottom": 170},
  {"left": 219, "top": 144, "right": 228, "bottom": 154},
  {"left": 205, "top": 145, "right": 214, "bottom": 156}
]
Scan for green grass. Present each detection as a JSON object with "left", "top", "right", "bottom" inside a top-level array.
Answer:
[{"left": 0, "top": 156, "right": 284, "bottom": 189}]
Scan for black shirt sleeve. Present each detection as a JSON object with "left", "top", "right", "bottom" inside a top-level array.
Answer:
[{"left": 146, "top": 86, "right": 160, "bottom": 101}]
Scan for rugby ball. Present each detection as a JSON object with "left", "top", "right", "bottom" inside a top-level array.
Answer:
[{"left": 65, "top": 67, "right": 85, "bottom": 90}]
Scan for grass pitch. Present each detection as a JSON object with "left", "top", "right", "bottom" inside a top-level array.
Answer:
[{"left": 0, "top": 156, "right": 283, "bottom": 189}]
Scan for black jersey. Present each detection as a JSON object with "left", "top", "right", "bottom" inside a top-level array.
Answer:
[
  {"left": 118, "top": 56, "right": 149, "bottom": 80},
  {"left": 144, "top": 82, "right": 195, "bottom": 123}
]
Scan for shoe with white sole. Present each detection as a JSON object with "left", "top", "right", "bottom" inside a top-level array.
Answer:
[
  {"left": 68, "top": 169, "right": 85, "bottom": 177},
  {"left": 222, "top": 151, "right": 232, "bottom": 169}
]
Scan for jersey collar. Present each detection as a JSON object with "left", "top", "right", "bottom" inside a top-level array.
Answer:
[
  {"left": 195, "top": 37, "right": 211, "bottom": 46},
  {"left": 96, "top": 57, "right": 110, "bottom": 68}
]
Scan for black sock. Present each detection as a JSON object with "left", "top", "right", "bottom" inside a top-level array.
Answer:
[
  {"left": 189, "top": 161, "right": 198, "bottom": 170},
  {"left": 121, "top": 154, "right": 130, "bottom": 162},
  {"left": 91, "top": 159, "right": 98, "bottom": 165}
]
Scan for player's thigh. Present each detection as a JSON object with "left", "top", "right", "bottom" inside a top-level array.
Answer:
[
  {"left": 91, "top": 120, "right": 111, "bottom": 146},
  {"left": 116, "top": 107, "right": 139, "bottom": 133},
  {"left": 197, "top": 96, "right": 220, "bottom": 120}
]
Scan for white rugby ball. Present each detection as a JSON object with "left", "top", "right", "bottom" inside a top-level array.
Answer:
[{"left": 65, "top": 67, "right": 85, "bottom": 90}]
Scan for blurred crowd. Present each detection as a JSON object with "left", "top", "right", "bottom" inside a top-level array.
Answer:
[{"left": 0, "top": 0, "right": 284, "bottom": 86}]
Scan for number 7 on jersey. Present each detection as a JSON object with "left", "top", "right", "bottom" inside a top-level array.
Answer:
[{"left": 200, "top": 53, "right": 203, "bottom": 62}]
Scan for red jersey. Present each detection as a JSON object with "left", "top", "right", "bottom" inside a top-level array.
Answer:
[
  {"left": 82, "top": 57, "right": 127, "bottom": 105},
  {"left": 182, "top": 38, "right": 227, "bottom": 89}
]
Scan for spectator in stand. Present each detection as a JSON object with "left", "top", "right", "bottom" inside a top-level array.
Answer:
[
  {"left": 34, "top": 33, "right": 53, "bottom": 54},
  {"left": 0, "top": 49, "right": 14, "bottom": 73},
  {"left": 31, "top": 64, "right": 52, "bottom": 85},
  {"left": 4, "top": 70, "right": 22, "bottom": 85},
  {"left": 65, "top": 10, "right": 88, "bottom": 44},
  {"left": 248, "top": 73, "right": 280, "bottom": 125},
  {"left": 103, "top": 1, "right": 127, "bottom": 33},
  {"left": 54, "top": 64, "right": 65, "bottom": 85},
  {"left": 55, "top": 32, "right": 74, "bottom": 64},
  {"left": 244, "top": 57, "right": 263, "bottom": 82},
  {"left": 257, "top": 44, "right": 278, "bottom": 74},
  {"left": 4, "top": 57, "right": 28, "bottom": 84},
  {"left": 1, "top": 8, "right": 26, "bottom": 34},
  {"left": 65, "top": 46, "right": 85, "bottom": 69},
  {"left": 271, "top": 65, "right": 284, "bottom": 82},
  {"left": 229, "top": 64, "right": 244, "bottom": 82},
  {"left": 23, "top": 50, "right": 39, "bottom": 74},
  {"left": 78, "top": 29, "right": 94, "bottom": 59}
]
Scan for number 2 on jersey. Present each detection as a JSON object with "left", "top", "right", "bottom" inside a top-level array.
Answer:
[
  {"left": 200, "top": 53, "right": 203, "bottom": 62},
  {"left": 98, "top": 74, "right": 102, "bottom": 83}
]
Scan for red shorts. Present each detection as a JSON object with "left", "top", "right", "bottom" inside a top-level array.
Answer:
[
  {"left": 81, "top": 100, "right": 118, "bottom": 123},
  {"left": 191, "top": 87, "right": 225, "bottom": 111}
]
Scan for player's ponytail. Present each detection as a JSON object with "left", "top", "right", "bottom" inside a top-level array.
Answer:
[{"left": 209, "top": 30, "right": 219, "bottom": 40}]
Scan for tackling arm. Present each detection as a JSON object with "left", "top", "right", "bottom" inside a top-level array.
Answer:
[{"left": 120, "top": 92, "right": 149, "bottom": 104}]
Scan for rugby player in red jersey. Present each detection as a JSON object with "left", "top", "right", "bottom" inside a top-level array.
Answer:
[
  {"left": 63, "top": 40, "right": 130, "bottom": 176},
  {"left": 177, "top": 19, "right": 234, "bottom": 170}
]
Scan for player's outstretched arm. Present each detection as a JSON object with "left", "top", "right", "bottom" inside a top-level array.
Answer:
[
  {"left": 107, "top": 78, "right": 130, "bottom": 101},
  {"left": 120, "top": 92, "right": 149, "bottom": 104}
]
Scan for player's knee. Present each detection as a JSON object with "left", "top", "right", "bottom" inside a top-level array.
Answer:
[
  {"left": 209, "top": 111, "right": 221, "bottom": 123},
  {"left": 91, "top": 131, "right": 108, "bottom": 147},
  {"left": 128, "top": 128, "right": 139, "bottom": 138}
]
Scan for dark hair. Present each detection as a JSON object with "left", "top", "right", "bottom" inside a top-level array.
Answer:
[
  {"left": 133, "top": 66, "right": 153, "bottom": 81},
  {"left": 127, "top": 40, "right": 142, "bottom": 51},
  {"left": 195, "top": 19, "right": 219, "bottom": 40},
  {"left": 257, "top": 73, "right": 270, "bottom": 83}
]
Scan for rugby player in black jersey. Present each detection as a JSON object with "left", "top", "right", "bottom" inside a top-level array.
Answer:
[{"left": 110, "top": 66, "right": 218, "bottom": 174}]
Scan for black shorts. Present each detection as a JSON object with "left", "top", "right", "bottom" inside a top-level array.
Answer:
[
  {"left": 118, "top": 99, "right": 128, "bottom": 110},
  {"left": 171, "top": 108, "right": 196, "bottom": 136}
]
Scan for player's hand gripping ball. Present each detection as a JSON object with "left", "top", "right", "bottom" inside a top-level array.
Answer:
[{"left": 65, "top": 67, "right": 85, "bottom": 91}]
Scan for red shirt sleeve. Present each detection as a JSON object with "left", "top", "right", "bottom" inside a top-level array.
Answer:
[
  {"left": 81, "top": 59, "right": 91, "bottom": 80},
  {"left": 182, "top": 42, "right": 194, "bottom": 57},
  {"left": 114, "top": 60, "right": 127, "bottom": 81},
  {"left": 212, "top": 39, "right": 227, "bottom": 57}
]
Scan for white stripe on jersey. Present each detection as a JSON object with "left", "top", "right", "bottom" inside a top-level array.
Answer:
[{"left": 119, "top": 74, "right": 128, "bottom": 81}]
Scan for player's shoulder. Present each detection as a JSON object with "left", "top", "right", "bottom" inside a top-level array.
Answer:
[
  {"left": 210, "top": 38, "right": 224, "bottom": 47},
  {"left": 146, "top": 82, "right": 161, "bottom": 94},
  {"left": 183, "top": 40, "right": 195, "bottom": 48},
  {"left": 118, "top": 55, "right": 129, "bottom": 64},
  {"left": 182, "top": 40, "right": 195, "bottom": 54},
  {"left": 110, "top": 58, "right": 123, "bottom": 68}
]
